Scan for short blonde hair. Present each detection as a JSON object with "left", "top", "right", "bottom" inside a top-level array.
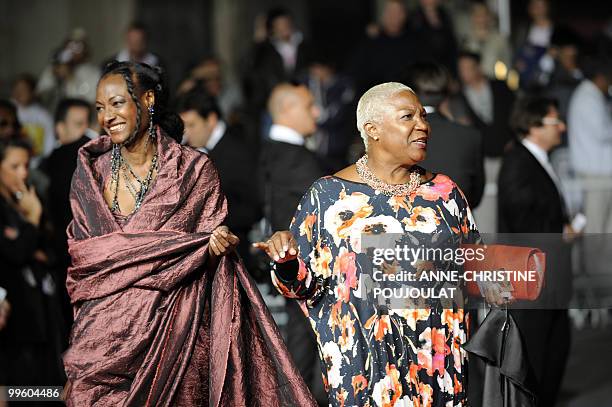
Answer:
[{"left": 356, "top": 82, "right": 414, "bottom": 150}]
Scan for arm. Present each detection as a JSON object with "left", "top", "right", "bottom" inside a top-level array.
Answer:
[
  {"left": 454, "top": 187, "right": 508, "bottom": 305},
  {"left": 256, "top": 185, "right": 324, "bottom": 300}
]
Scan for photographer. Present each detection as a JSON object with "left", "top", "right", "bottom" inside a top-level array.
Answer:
[{"left": 36, "top": 29, "right": 100, "bottom": 110}]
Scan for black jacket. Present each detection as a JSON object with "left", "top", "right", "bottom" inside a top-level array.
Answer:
[
  {"left": 497, "top": 140, "right": 568, "bottom": 234},
  {"left": 462, "top": 80, "right": 515, "bottom": 157},
  {"left": 244, "top": 39, "right": 312, "bottom": 111},
  {"left": 207, "top": 125, "right": 261, "bottom": 234},
  {"left": 497, "top": 140, "right": 572, "bottom": 308},
  {"left": 420, "top": 112, "right": 485, "bottom": 208},
  {"left": 260, "top": 140, "right": 325, "bottom": 231},
  {"left": 40, "top": 135, "right": 90, "bottom": 266},
  {"left": 495, "top": 141, "right": 572, "bottom": 407}
]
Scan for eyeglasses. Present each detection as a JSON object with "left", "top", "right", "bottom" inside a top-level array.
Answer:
[{"left": 541, "top": 117, "right": 564, "bottom": 126}]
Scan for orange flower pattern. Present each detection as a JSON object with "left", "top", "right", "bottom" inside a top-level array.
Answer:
[{"left": 271, "top": 175, "right": 479, "bottom": 406}]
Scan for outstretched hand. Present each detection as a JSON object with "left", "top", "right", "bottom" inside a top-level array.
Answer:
[{"left": 252, "top": 231, "right": 298, "bottom": 263}]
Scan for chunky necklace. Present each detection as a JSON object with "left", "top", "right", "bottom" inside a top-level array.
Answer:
[
  {"left": 110, "top": 144, "right": 158, "bottom": 214},
  {"left": 355, "top": 155, "right": 421, "bottom": 196}
]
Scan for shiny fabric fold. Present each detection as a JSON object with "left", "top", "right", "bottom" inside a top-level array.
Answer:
[
  {"left": 63, "top": 132, "right": 316, "bottom": 407},
  {"left": 463, "top": 308, "right": 537, "bottom": 407}
]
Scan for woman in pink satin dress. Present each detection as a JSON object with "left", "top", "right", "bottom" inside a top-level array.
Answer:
[{"left": 62, "top": 61, "right": 315, "bottom": 407}]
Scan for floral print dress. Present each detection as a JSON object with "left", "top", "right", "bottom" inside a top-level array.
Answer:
[{"left": 271, "top": 174, "right": 480, "bottom": 407}]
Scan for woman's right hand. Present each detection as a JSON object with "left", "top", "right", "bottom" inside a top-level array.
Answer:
[
  {"left": 482, "top": 282, "right": 514, "bottom": 307},
  {"left": 16, "top": 181, "right": 42, "bottom": 226},
  {"left": 253, "top": 231, "right": 298, "bottom": 263}
]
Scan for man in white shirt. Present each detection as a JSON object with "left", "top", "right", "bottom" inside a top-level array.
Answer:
[
  {"left": 497, "top": 96, "right": 573, "bottom": 407},
  {"left": 568, "top": 57, "right": 612, "bottom": 232},
  {"left": 111, "top": 23, "right": 161, "bottom": 68}
]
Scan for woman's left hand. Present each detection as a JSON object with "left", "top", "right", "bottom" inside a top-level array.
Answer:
[{"left": 208, "top": 226, "right": 240, "bottom": 257}]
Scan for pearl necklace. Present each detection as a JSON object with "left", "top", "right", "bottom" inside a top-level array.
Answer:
[{"left": 355, "top": 155, "right": 422, "bottom": 196}]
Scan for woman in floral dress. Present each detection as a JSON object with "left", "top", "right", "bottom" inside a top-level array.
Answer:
[{"left": 255, "top": 83, "right": 503, "bottom": 406}]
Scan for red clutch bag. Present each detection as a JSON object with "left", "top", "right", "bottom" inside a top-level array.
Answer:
[{"left": 462, "top": 244, "right": 546, "bottom": 301}]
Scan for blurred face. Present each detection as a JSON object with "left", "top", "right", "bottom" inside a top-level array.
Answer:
[
  {"left": 0, "top": 108, "right": 18, "bottom": 140},
  {"left": 193, "top": 61, "right": 222, "bottom": 97},
  {"left": 283, "top": 87, "right": 320, "bottom": 136},
  {"left": 95, "top": 74, "right": 151, "bottom": 145},
  {"left": 57, "top": 106, "right": 90, "bottom": 144},
  {"left": 0, "top": 147, "right": 29, "bottom": 196},
  {"left": 368, "top": 90, "right": 430, "bottom": 164},
  {"left": 381, "top": 1, "right": 407, "bottom": 36},
  {"left": 558, "top": 45, "right": 578, "bottom": 70},
  {"left": 12, "top": 79, "right": 34, "bottom": 106},
  {"left": 271, "top": 16, "right": 294, "bottom": 42},
  {"left": 126, "top": 29, "right": 147, "bottom": 57},
  {"left": 528, "top": 0, "right": 549, "bottom": 20},
  {"left": 179, "top": 110, "right": 217, "bottom": 149},
  {"left": 530, "top": 107, "right": 565, "bottom": 151},
  {"left": 419, "top": 0, "right": 439, "bottom": 9},
  {"left": 471, "top": 4, "right": 491, "bottom": 29},
  {"left": 458, "top": 57, "right": 482, "bottom": 85}
]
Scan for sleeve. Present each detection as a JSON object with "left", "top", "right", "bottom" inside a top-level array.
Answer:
[
  {"left": 0, "top": 213, "right": 39, "bottom": 267},
  {"left": 270, "top": 184, "right": 324, "bottom": 301},
  {"left": 453, "top": 185, "right": 481, "bottom": 245},
  {"left": 497, "top": 156, "right": 539, "bottom": 231}
]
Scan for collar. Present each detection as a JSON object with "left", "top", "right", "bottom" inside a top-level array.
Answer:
[
  {"left": 521, "top": 138, "right": 549, "bottom": 165},
  {"left": 116, "top": 49, "right": 159, "bottom": 66},
  {"left": 269, "top": 124, "right": 304, "bottom": 146},
  {"left": 271, "top": 31, "right": 303, "bottom": 48},
  {"left": 205, "top": 121, "right": 226, "bottom": 151}
]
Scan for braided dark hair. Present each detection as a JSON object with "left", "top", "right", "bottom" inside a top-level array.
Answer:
[{"left": 100, "top": 61, "right": 184, "bottom": 143}]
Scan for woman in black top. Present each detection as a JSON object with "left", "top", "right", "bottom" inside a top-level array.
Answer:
[{"left": 0, "top": 139, "right": 65, "bottom": 386}]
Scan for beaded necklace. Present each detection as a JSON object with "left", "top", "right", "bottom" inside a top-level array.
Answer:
[
  {"left": 110, "top": 144, "right": 158, "bottom": 214},
  {"left": 355, "top": 155, "right": 422, "bottom": 196}
]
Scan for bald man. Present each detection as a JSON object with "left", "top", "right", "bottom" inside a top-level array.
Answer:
[
  {"left": 259, "top": 83, "right": 327, "bottom": 403},
  {"left": 261, "top": 83, "right": 323, "bottom": 230}
]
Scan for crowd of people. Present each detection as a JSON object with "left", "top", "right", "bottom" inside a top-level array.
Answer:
[{"left": 0, "top": 0, "right": 610, "bottom": 405}]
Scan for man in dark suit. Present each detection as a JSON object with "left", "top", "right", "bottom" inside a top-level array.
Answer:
[
  {"left": 39, "top": 98, "right": 92, "bottom": 326},
  {"left": 243, "top": 8, "right": 312, "bottom": 114},
  {"left": 261, "top": 83, "right": 325, "bottom": 231},
  {"left": 497, "top": 96, "right": 574, "bottom": 407},
  {"left": 260, "top": 83, "right": 326, "bottom": 403},
  {"left": 403, "top": 62, "right": 485, "bottom": 208},
  {"left": 177, "top": 90, "right": 261, "bottom": 270},
  {"left": 458, "top": 51, "right": 515, "bottom": 157}
]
